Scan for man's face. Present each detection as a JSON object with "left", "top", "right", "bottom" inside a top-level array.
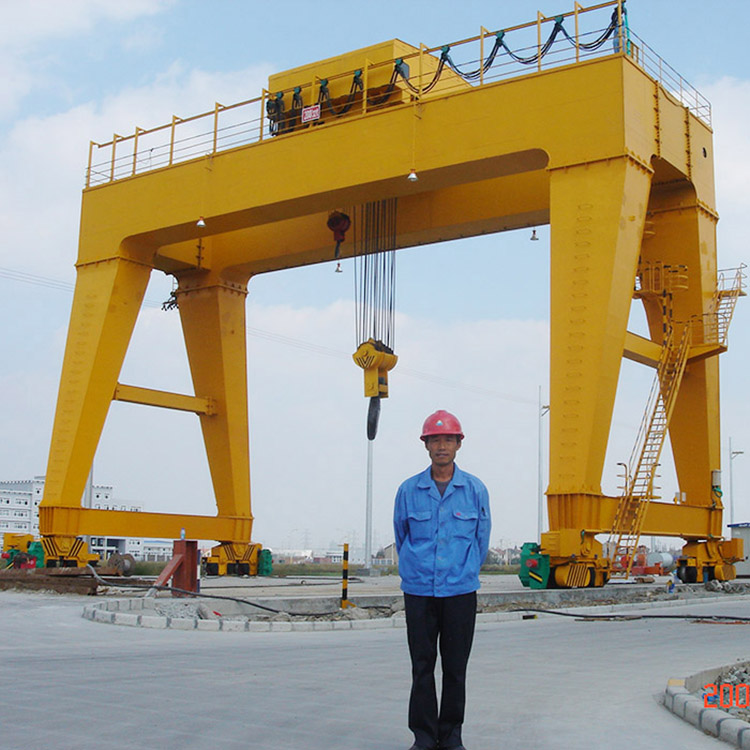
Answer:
[{"left": 424, "top": 434, "right": 462, "bottom": 467}]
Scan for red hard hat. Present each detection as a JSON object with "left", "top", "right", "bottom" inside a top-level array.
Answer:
[{"left": 420, "top": 410, "right": 464, "bottom": 441}]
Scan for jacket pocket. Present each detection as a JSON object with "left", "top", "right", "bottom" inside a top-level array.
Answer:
[
  {"left": 452, "top": 509, "right": 478, "bottom": 538},
  {"left": 408, "top": 510, "right": 433, "bottom": 540}
]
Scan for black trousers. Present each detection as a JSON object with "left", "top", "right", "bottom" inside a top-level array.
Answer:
[{"left": 404, "top": 592, "right": 477, "bottom": 749}]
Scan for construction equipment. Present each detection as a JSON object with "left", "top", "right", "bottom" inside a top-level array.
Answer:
[
  {"left": 1, "top": 534, "right": 44, "bottom": 569},
  {"left": 41, "top": 536, "right": 98, "bottom": 569},
  {"left": 203, "top": 542, "right": 263, "bottom": 576},
  {"left": 40, "top": 1, "right": 740, "bottom": 585}
]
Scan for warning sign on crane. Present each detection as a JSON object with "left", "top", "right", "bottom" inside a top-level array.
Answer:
[{"left": 301, "top": 104, "right": 321, "bottom": 123}]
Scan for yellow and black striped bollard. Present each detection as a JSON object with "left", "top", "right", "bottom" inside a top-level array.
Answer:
[{"left": 341, "top": 543, "right": 351, "bottom": 609}]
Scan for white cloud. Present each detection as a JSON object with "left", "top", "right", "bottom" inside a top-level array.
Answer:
[
  {"left": 703, "top": 76, "right": 750, "bottom": 267},
  {"left": 0, "top": 0, "right": 176, "bottom": 117},
  {"left": 0, "top": 61, "right": 272, "bottom": 276},
  {"left": 0, "top": 0, "right": 174, "bottom": 49}
]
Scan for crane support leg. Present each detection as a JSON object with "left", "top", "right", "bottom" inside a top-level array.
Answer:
[
  {"left": 175, "top": 272, "right": 253, "bottom": 530},
  {"left": 542, "top": 156, "right": 652, "bottom": 586},
  {"left": 640, "top": 186, "right": 721, "bottom": 511},
  {"left": 638, "top": 185, "right": 737, "bottom": 580},
  {"left": 40, "top": 257, "right": 151, "bottom": 561}
]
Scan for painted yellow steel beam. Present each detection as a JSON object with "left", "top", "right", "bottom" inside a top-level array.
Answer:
[
  {"left": 623, "top": 331, "right": 662, "bottom": 368},
  {"left": 548, "top": 155, "right": 653, "bottom": 495},
  {"left": 114, "top": 383, "right": 216, "bottom": 415},
  {"left": 39, "top": 506, "right": 252, "bottom": 542},
  {"left": 547, "top": 493, "right": 724, "bottom": 540},
  {"left": 155, "top": 166, "right": 551, "bottom": 276},
  {"left": 74, "top": 57, "right": 640, "bottom": 272},
  {"left": 42, "top": 258, "right": 150, "bottom": 513},
  {"left": 638, "top": 185, "right": 721, "bottom": 507},
  {"left": 176, "top": 275, "right": 252, "bottom": 519}
]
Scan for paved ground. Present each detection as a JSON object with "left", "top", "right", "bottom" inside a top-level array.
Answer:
[{"left": 2, "top": 584, "right": 747, "bottom": 750}]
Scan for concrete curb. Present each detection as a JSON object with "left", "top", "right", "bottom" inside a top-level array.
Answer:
[
  {"left": 664, "top": 667, "right": 750, "bottom": 748},
  {"left": 81, "top": 590, "right": 750, "bottom": 634},
  {"left": 81, "top": 596, "right": 529, "bottom": 632}
]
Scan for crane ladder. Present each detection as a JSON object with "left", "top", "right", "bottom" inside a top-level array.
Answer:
[
  {"left": 609, "top": 324, "right": 691, "bottom": 577},
  {"left": 710, "top": 265, "right": 746, "bottom": 346}
]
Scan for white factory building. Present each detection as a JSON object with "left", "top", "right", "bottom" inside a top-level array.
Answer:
[{"left": 0, "top": 476, "right": 172, "bottom": 561}]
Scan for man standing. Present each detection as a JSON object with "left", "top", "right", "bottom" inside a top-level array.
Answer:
[{"left": 393, "top": 410, "right": 491, "bottom": 750}]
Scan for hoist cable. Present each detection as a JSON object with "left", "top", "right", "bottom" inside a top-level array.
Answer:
[{"left": 354, "top": 199, "right": 397, "bottom": 352}]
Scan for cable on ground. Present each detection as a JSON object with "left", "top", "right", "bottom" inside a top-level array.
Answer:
[
  {"left": 511, "top": 607, "right": 750, "bottom": 623},
  {"left": 85, "top": 565, "right": 339, "bottom": 617}
]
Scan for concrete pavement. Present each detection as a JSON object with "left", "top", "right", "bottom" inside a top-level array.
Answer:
[{"left": 1, "top": 587, "right": 746, "bottom": 749}]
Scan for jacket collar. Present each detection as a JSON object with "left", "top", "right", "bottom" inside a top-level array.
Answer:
[{"left": 417, "top": 464, "right": 466, "bottom": 490}]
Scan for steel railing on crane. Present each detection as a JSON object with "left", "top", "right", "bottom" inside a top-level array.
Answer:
[{"left": 84, "top": 0, "right": 711, "bottom": 189}]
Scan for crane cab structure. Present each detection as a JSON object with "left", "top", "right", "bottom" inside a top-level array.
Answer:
[{"left": 40, "top": 1, "right": 741, "bottom": 585}]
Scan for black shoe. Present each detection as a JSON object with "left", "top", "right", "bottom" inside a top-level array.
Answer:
[{"left": 408, "top": 744, "right": 436, "bottom": 750}]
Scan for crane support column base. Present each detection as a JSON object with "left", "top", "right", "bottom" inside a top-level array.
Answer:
[
  {"left": 204, "top": 541, "right": 263, "bottom": 576},
  {"left": 41, "top": 535, "right": 99, "bottom": 568},
  {"left": 676, "top": 538, "right": 743, "bottom": 584},
  {"left": 520, "top": 530, "right": 609, "bottom": 589}
]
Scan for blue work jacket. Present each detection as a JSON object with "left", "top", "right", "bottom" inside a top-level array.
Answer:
[{"left": 393, "top": 464, "right": 491, "bottom": 597}]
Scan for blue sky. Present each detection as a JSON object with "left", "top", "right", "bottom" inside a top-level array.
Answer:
[{"left": 1, "top": 0, "right": 749, "bottom": 553}]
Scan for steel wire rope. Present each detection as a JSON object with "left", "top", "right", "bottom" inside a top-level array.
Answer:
[{"left": 354, "top": 199, "right": 397, "bottom": 352}]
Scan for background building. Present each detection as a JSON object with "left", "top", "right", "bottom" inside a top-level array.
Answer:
[{"left": 0, "top": 476, "right": 172, "bottom": 560}]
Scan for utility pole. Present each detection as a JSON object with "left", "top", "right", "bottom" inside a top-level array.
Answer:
[
  {"left": 729, "top": 436, "right": 744, "bottom": 530},
  {"left": 537, "top": 386, "right": 550, "bottom": 542},
  {"left": 365, "top": 439, "right": 374, "bottom": 570}
]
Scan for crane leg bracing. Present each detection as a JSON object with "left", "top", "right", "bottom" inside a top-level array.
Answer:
[{"left": 40, "top": 12, "right": 742, "bottom": 583}]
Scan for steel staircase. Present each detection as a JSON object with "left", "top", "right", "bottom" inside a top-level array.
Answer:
[
  {"left": 711, "top": 265, "right": 746, "bottom": 345},
  {"left": 609, "top": 324, "right": 691, "bottom": 577}
]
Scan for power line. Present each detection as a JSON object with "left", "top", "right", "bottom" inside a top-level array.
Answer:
[
  {"left": 0, "top": 265, "right": 164, "bottom": 309},
  {"left": 247, "top": 325, "right": 536, "bottom": 406},
  {"left": 1, "top": 264, "right": 538, "bottom": 405}
]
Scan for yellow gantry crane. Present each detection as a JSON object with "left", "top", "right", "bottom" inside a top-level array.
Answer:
[{"left": 40, "top": 1, "right": 742, "bottom": 585}]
